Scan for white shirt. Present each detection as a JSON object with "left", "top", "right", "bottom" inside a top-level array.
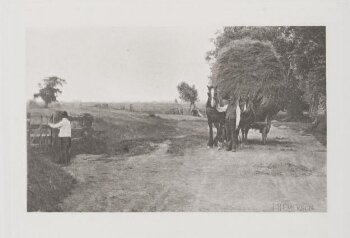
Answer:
[
  {"left": 216, "top": 103, "right": 241, "bottom": 127},
  {"left": 49, "top": 118, "right": 71, "bottom": 137}
]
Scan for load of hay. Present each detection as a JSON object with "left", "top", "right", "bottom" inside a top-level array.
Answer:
[{"left": 211, "top": 38, "right": 287, "bottom": 118}]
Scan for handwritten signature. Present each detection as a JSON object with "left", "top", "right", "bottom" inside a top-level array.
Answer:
[{"left": 273, "top": 201, "right": 314, "bottom": 212}]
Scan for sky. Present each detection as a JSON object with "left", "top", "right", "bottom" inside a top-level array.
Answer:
[{"left": 26, "top": 27, "right": 219, "bottom": 103}]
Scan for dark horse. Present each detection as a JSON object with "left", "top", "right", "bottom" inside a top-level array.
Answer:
[
  {"left": 238, "top": 96, "right": 254, "bottom": 144},
  {"left": 239, "top": 95, "right": 275, "bottom": 145},
  {"left": 206, "top": 86, "right": 226, "bottom": 148}
]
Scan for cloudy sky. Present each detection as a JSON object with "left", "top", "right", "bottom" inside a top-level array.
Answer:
[{"left": 26, "top": 27, "right": 219, "bottom": 102}]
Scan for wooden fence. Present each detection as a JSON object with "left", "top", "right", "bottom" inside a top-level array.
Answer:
[{"left": 27, "top": 111, "right": 94, "bottom": 156}]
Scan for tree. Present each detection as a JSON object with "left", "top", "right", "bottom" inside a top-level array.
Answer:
[
  {"left": 206, "top": 26, "right": 325, "bottom": 120},
  {"left": 287, "top": 26, "right": 326, "bottom": 118},
  {"left": 177, "top": 82, "right": 199, "bottom": 111},
  {"left": 34, "top": 76, "right": 66, "bottom": 107}
]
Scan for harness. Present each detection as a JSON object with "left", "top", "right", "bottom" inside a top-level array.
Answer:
[
  {"left": 243, "top": 103, "right": 257, "bottom": 124},
  {"left": 216, "top": 104, "right": 228, "bottom": 112}
]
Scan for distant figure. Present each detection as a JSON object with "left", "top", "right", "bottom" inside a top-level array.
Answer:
[
  {"left": 191, "top": 108, "right": 203, "bottom": 117},
  {"left": 129, "top": 104, "right": 133, "bottom": 112},
  {"left": 49, "top": 111, "right": 72, "bottom": 164}
]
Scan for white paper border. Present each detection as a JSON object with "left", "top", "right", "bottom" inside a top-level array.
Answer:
[{"left": 1, "top": 0, "right": 350, "bottom": 237}]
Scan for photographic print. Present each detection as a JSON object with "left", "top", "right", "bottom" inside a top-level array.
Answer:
[{"left": 26, "top": 26, "right": 326, "bottom": 212}]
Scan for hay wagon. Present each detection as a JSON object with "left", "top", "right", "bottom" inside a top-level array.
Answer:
[
  {"left": 212, "top": 38, "right": 286, "bottom": 145},
  {"left": 248, "top": 116, "right": 272, "bottom": 144}
]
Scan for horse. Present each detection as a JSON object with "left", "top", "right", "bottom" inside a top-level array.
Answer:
[
  {"left": 224, "top": 96, "right": 249, "bottom": 151},
  {"left": 238, "top": 96, "right": 254, "bottom": 144},
  {"left": 205, "top": 86, "right": 226, "bottom": 148},
  {"left": 239, "top": 95, "right": 276, "bottom": 145}
]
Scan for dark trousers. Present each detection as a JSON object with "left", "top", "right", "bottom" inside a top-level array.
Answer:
[{"left": 59, "top": 137, "right": 71, "bottom": 164}]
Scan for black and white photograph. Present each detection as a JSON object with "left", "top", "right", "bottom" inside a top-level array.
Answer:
[
  {"left": 26, "top": 26, "right": 326, "bottom": 212},
  {"left": 2, "top": 0, "right": 350, "bottom": 237}
]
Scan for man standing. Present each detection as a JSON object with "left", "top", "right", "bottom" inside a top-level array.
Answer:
[{"left": 49, "top": 111, "right": 72, "bottom": 164}]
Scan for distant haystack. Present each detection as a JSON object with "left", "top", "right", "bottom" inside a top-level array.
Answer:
[{"left": 211, "top": 38, "right": 287, "bottom": 109}]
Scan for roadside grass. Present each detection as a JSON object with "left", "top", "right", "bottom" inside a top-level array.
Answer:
[
  {"left": 93, "top": 116, "right": 207, "bottom": 157},
  {"left": 309, "top": 114, "right": 327, "bottom": 146},
  {"left": 310, "top": 130, "right": 326, "bottom": 147},
  {"left": 273, "top": 120, "right": 326, "bottom": 147},
  {"left": 27, "top": 151, "right": 76, "bottom": 212},
  {"left": 273, "top": 111, "right": 326, "bottom": 147}
]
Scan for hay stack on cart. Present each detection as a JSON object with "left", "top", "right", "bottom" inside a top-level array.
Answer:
[{"left": 211, "top": 38, "right": 287, "bottom": 143}]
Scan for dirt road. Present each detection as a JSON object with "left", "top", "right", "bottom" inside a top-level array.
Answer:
[{"left": 60, "top": 116, "right": 326, "bottom": 212}]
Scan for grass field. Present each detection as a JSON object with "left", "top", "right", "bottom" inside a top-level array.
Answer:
[
  {"left": 44, "top": 101, "right": 207, "bottom": 115},
  {"left": 27, "top": 102, "right": 207, "bottom": 211},
  {"left": 27, "top": 102, "right": 326, "bottom": 212}
]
